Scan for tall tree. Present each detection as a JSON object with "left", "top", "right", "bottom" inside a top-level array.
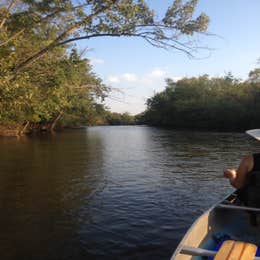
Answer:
[
  {"left": 248, "top": 68, "right": 260, "bottom": 83},
  {"left": 0, "top": 0, "right": 210, "bottom": 134},
  {"left": 1, "top": 0, "right": 209, "bottom": 76}
]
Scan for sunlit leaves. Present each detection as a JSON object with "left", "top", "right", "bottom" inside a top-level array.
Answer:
[
  {"left": 142, "top": 73, "right": 260, "bottom": 130},
  {"left": 0, "top": 0, "right": 210, "bottom": 131}
]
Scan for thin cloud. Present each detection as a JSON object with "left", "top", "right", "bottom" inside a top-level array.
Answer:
[
  {"left": 105, "top": 68, "right": 179, "bottom": 114},
  {"left": 148, "top": 68, "right": 167, "bottom": 78},
  {"left": 107, "top": 68, "right": 167, "bottom": 84},
  {"left": 123, "top": 73, "right": 138, "bottom": 82},
  {"left": 107, "top": 76, "right": 120, "bottom": 83},
  {"left": 90, "top": 58, "right": 105, "bottom": 65}
]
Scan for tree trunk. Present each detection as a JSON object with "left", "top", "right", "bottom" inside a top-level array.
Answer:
[
  {"left": 50, "top": 112, "right": 63, "bottom": 131},
  {"left": 20, "top": 121, "right": 30, "bottom": 135}
]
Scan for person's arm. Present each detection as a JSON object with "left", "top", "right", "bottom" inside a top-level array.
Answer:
[{"left": 224, "top": 155, "right": 254, "bottom": 189}]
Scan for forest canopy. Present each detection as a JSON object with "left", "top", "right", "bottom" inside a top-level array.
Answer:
[
  {"left": 0, "top": 0, "right": 209, "bottom": 135},
  {"left": 139, "top": 68, "right": 260, "bottom": 131}
]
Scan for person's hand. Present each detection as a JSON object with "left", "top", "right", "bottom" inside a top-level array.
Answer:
[{"left": 224, "top": 169, "right": 237, "bottom": 180}]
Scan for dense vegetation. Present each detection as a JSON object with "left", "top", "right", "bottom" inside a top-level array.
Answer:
[
  {"left": 85, "top": 104, "right": 136, "bottom": 126},
  {"left": 139, "top": 69, "right": 260, "bottom": 131},
  {"left": 0, "top": 0, "right": 209, "bottom": 135}
]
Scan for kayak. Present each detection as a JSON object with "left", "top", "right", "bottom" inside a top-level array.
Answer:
[{"left": 171, "top": 191, "right": 260, "bottom": 259}]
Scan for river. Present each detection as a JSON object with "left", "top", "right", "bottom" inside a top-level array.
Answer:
[{"left": 0, "top": 126, "right": 259, "bottom": 259}]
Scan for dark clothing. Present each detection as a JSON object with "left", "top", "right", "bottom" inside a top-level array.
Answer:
[
  {"left": 252, "top": 153, "right": 260, "bottom": 171},
  {"left": 238, "top": 153, "right": 260, "bottom": 208}
]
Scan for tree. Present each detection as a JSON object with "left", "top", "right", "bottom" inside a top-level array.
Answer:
[
  {"left": 106, "top": 111, "right": 135, "bottom": 125},
  {"left": 1, "top": 0, "right": 209, "bottom": 76},
  {"left": 248, "top": 68, "right": 260, "bottom": 83},
  {"left": 0, "top": 43, "right": 108, "bottom": 131},
  {"left": 140, "top": 72, "right": 260, "bottom": 130},
  {"left": 0, "top": 0, "right": 210, "bottom": 134}
]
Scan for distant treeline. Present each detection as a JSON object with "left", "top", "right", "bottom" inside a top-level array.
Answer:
[
  {"left": 138, "top": 69, "right": 260, "bottom": 131},
  {"left": 84, "top": 105, "right": 136, "bottom": 126}
]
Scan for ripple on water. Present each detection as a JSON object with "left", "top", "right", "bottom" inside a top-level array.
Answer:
[{"left": 0, "top": 127, "right": 259, "bottom": 259}]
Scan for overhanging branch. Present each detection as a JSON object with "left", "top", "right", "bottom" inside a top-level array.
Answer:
[{"left": 12, "top": 0, "right": 120, "bottom": 74}]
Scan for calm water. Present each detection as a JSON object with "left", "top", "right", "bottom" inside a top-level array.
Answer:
[{"left": 0, "top": 126, "right": 260, "bottom": 260}]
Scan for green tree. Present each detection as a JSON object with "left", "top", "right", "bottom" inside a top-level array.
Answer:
[
  {"left": 106, "top": 112, "right": 135, "bottom": 125},
  {"left": 0, "top": 0, "right": 210, "bottom": 135},
  {"left": 1, "top": 0, "right": 209, "bottom": 76},
  {"left": 140, "top": 72, "right": 260, "bottom": 130},
  {"left": 248, "top": 68, "right": 260, "bottom": 83}
]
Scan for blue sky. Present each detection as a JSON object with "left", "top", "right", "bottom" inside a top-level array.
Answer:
[{"left": 77, "top": 0, "right": 260, "bottom": 115}]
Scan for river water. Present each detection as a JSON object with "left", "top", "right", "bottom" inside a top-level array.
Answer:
[{"left": 0, "top": 126, "right": 260, "bottom": 260}]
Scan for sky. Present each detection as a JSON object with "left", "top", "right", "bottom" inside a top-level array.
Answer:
[{"left": 77, "top": 0, "right": 260, "bottom": 115}]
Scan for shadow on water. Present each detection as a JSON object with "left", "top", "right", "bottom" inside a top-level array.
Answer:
[
  {"left": 0, "top": 130, "right": 105, "bottom": 259},
  {"left": 0, "top": 126, "right": 260, "bottom": 259}
]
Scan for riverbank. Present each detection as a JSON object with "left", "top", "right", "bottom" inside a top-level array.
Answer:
[
  {"left": 0, "top": 123, "right": 253, "bottom": 137},
  {"left": 0, "top": 125, "right": 21, "bottom": 137}
]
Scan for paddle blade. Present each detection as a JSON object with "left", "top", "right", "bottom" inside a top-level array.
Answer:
[{"left": 246, "top": 129, "right": 260, "bottom": 141}]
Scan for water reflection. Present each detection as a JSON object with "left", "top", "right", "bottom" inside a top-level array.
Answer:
[
  {"left": 0, "top": 127, "right": 260, "bottom": 259},
  {"left": 0, "top": 131, "right": 105, "bottom": 259}
]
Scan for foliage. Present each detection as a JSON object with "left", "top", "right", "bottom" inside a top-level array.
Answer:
[
  {"left": 106, "top": 112, "right": 135, "bottom": 125},
  {"left": 0, "top": 0, "right": 209, "bottom": 134},
  {"left": 140, "top": 71, "right": 260, "bottom": 130},
  {"left": 1, "top": 0, "right": 209, "bottom": 75},
  {"left": 0, "top": 45, "right": 108, "bottom": 131},
  {"left": 248, "top": 68, "right": 260, "bottom": 83}
]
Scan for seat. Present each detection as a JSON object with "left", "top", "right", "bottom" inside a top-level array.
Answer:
[{"left": 214, "top": 240, "right": 257, "bottom": 260}]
